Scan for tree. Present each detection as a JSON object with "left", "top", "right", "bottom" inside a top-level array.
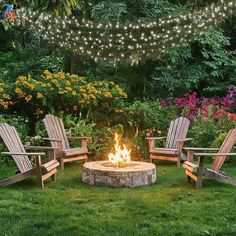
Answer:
[{"left": 16, "top": 0, "right": 79, "bottom": 15}]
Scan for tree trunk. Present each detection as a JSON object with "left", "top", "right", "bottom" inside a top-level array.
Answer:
[
  {"left": 70, "top": 51, "right": 75, "bottom": 73},
  {"left": 27, "top": 116, "right": 37, "bottom": 136}
]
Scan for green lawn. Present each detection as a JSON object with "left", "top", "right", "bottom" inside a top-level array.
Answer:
[{"left": 0, "top": 162, "right": 236, "bottom": 236}]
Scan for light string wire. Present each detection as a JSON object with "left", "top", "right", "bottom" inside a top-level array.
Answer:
[{"left": 11, "top": 0, "right": 236, "bottom": 65}]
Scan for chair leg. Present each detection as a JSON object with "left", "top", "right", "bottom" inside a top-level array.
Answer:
[
  {"left": 37, "top": 175, "right": 44, "bottom": 189},
  {"left": 187, "top": 175, "right": 191, "bottom": 183},
  {"left": 150, "top": 155, "right": 153, "bottom": 163},
  {"left": 36, "top": 156, "right": 44, "bottom": 188},
  {"left": 196, "top": 176, "right": 202, "bottom": 189},
  {"left": 84, "top": 155, "right": 88, "bottom": 163},
  {"left": 196, "top": 157, "right": 203, "bottom": 189},
  {"left": 177, "top": 160, "right": 180, "bottom": 167},
  {"left": 177, "top": 155, "right": 181, "bottom": 167},
  {"left": 51, "top": 173, "right": 57, "bottom": 182},
  {"left": 60, "top": 158, "right": 65, "bottom": 170}
]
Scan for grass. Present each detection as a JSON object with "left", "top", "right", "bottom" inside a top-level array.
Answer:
[{"left": 0, "top": 161, "right": 236, "bottom": 236}]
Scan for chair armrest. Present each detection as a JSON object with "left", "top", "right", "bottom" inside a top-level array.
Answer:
[
  {"left": 194, "top": 152, "right": 236, "bottom": 157},
  {"left": 184, "top": 147, "right": 220, "bottom": 151},
  {"left": 176, "top": 138, "right": 193, "bottom": 153},
  {"left": 67, "top": 136, "right": 91, "bottom": 140},
  {"left": 42, "top": 137, "right": 62, "bottom": 142},
  {"left": 24, "top": 145, "right": 59, "bottom": 150},
  {"left": 145, "top": 137, "right": 166, "bottom": 140},
  {"left": 1, "top": 152, "right": 45, "bottom": 156},
  {"left": 176, "top": 138, "right": 193, "bottom": 142}
]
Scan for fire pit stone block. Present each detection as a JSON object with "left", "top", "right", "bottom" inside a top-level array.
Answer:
[{"left": 82, "top": 161, "right": 156, "bottom": 188}]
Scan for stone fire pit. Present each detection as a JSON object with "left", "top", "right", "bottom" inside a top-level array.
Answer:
[{"left": 82, "top": 161, "right": 156, "bottom": 187}]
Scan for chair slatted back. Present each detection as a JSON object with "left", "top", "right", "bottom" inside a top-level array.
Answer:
[
  {"left": 0, "top": 123, "right": 32, "bottom": 173},
  {"left": 165, "top": 117, "right": 190, "bottom": 149},
  {"left": 211, "top": 128, "right": 236, "bottom": 172},
  {"left": 43, "top": 114, "right": 70, "bottom": 150}
]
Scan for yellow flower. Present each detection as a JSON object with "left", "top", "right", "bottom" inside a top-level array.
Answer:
[
  {"left": 0, "top": 100, "right": 9, "bottom": 109},
  {"left": 46, "top": 74, "right": 53, "bottom": 79},
  {"left": 66, "top": 87, "right": 72, "bottom": 92},
  {"left": 3, "top": 94, "right": 10, "bottom": 99},
  {"left": 25, "top": 95, "right": 33, "bottom": 102},
  {"left": 79, "top": 88, "right": 86, "bottom": 93},
  {"left": 15, "top": 88, "right": 21, "bottom": 93},
  {"left": 57, "top": 72, "right": 65, "bottom": 79},
  {"left": 28, "top": 84, "right": 35, "bottom": 90},
  {"left": 94, "top": 90, "right": 101, "bottom": 95},
  {"left": 36, "top": 93, "right": 43, "bottom": 99},
  {"left": 104, "top": 92, "right": 113, "bottom": 98},
  {"left": 51, "top": 79, "right": 58, "bottom": 84},
  {"left": 98, "top": 82, "right": 104, "bottom": 86},
  {"left": 15, "top": 88, "right": 25, "bottom": 98},
  {"left": 17, "top": 76, "right": 27, "bottom": 82},
  {"left": 43, "top": 70, "right": 51, "bottom": 75},
  {"left": 120, "top": 92, "right": 128, "bottom": 98},
  {"left": 36, "top": 108, "right": 44, "bottom": 115},
  {"left": 78, "top": 77, "right": 86, "bottom": 82},
  {"left": 87, "top": 83, "right": 92, "bottom": 89},
  {"left": 0, "top": 88, "right": 4, "bottom": 93},
  {"left": 90, "top": 94, "right": 96, "bottom": 99},
  {"left": 115, "top": 109, "right": 124, "bottom": 113},
  {"left": 66, "top": 81, "right": 71, "bottom": 86},
  {"left": 115, "top": 85, "right": 128, "bottom": 98},
  {"left": 72, "top": 91, "right": 76, "bottom": 96}
]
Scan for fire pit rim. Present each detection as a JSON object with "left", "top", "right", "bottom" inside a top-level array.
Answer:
[{"left": 83, "top": 161, "right": 156, "bottom": 172}]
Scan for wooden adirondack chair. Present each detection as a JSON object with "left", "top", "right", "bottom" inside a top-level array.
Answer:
[
  {"left": 183, "top": 128, "right": 236, "bottom": 188},
  {"left": 0, "top": 123, "right": 60, "bottom": 188},
  {"left": 43, "top": 114, "right": 89, "bottom": 170},
  {"left": 146, "top": 117, "right": 192, "bottom": 167}
]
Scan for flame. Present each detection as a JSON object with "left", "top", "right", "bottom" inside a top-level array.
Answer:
[{"left": 108, "top": 133, "right": 131, "bottom": 164}]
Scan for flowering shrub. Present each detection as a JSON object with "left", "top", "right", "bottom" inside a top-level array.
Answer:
[
  {"left": 188, "top": 113, "right": 235, "bottom": 148},
  {"left": 159, "top": 87, "right": 236, "bottom": 150},
  {"left": 0, "top": 70, "right": 127, "bottom": 132},
  {"left": 161, "top": 87, "right": 236, "bottom": 121}
]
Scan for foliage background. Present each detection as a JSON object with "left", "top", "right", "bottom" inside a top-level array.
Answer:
[
  {"left": 1, "top": 0, "right": 235, "bottom": 99},
  {"left": 0, "top": 0, "right": 236, "bottom": 160}
]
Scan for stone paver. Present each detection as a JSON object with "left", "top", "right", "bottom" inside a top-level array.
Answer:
[{"left": 82, "top": 161, "right": 156, "bottom": 187}]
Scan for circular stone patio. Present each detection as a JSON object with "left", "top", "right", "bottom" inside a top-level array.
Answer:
[{"left": 82, "top": 161, "right": 156, "bottom": 188}]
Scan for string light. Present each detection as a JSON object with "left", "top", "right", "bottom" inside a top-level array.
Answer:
[{"left": 11, "top": 0, "right": 236, "bottom": 65}]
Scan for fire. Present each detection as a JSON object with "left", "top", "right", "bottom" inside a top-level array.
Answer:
[{"left": 108, "top": 133, "right": 131, "bottom": 165}]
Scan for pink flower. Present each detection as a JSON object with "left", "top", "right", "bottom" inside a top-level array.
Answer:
[
  {"left": 213, "top": 109, "right": 227, "bottom": 119},
  {"left": 210, "top": 98, "right": 220, "bottom": 105},
  {"left": 202, "top": 97, "right": 209, "bottom": 104},
  {"left": 167, "top": 98, "right": 173, "bottom": 106},
  {"left": 73, "top": 105, "right": 78, "bottom": 111},
  {"left": 161, "top": 100, "right": 167, "bottom": 108},
  {"left": 228, "top": 113, "right": 236, "bottom": 121},
  {"left": 221, "top": 97, "right": 233, "bottom": 107}
]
